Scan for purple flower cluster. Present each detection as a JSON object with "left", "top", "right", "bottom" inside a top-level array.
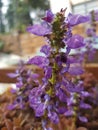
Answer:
[
  {"left": 9, "top": 9, "right": 97, "bottom": 130},
  {"left": 8, "top": 61, "right": 39, "bottom": 110},
  {"left": 85, "top": 10, "right": 98, "bottom": 61},
  {"left": 76, "top": 10, "right": 98, "bottom": 62}
]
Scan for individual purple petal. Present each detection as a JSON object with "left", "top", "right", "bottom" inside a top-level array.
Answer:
[
  {"left": 7, "top": 104, "right": 17, "bottom": 110},
  {"left": 7, "top": 73, "right": 19, "bottom": 78},
  {"left": 48, "top": 112, "right": 59, "bottom": 124},
  {"left": 62, "top": 80, "right": 77, "bottom": 92},
  {"left": 31, "top": 73, "right": 39, "bottom": 79},
  {"left": 65, "top": 35, "right": 85, "bottom": 49},
  {"left": 75, "top": 81, "right": 84, "bottom": 92},
  {"left": 58, "top": 107, "right": 67, "bottom": 114},
  {"left": 81, "top": 91, "right": 91, "bottom": 97},
  {"left": 44, "top": 67, "right": 52, "bottom": 79},
  {"left": 47, "top": 128, "right": 53, "bottom": 130},
  {"left": 61, "top": 61, "right": 70, "bottom": 73},
  {"left": 67, "top": 96, "right": 74, "bottom": 106},
  {"left": 66, "top": 46, "right": 71, "bottom": 55},
  {"left": 56, "top": 88, "right": 67, "bottom": 102},
  {"left": 80, "top": 102, "right": 92, "bottom": 109},
  {"left": 67, "top": 13, "right": 90, "bottom": 26},
  {"left": 16, "top": 81, "right": 23, "bottom": 88},
  {"left": 10, "top": 88, "right": 17, "bottom": 94},
  {"left": 42, "top": 10, "right": 54, "bottom": 23},
  {"left": 42, "top": 120, "right": 53, "bottom": 130},
  {"left": 67, "top": 56, "right": 78, "bottom": 63},
  {"left": 68, "top": 66, "right": 84, "bottom": 75},
  {"left": 28, "top": 56, "right": 49, "bottom": 68},
  {"left": 79, "top": 116, "right": 88, "bottom": 123},
  {"left": 40, "top": 45, "right": 51, "bottom": 56},
  {"left": 64, "top": 109, "right": 74, "bottom": 117},
  {"left": 27, "top": 23, "right": 51, "bottom": 36}
]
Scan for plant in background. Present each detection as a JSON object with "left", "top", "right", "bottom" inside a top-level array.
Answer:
[
  {"left": 7, "top": 9, "right": 98, "bottom": 130},
  {"left": 85, "top": 10, "right": 98, "bottom": 62},
  {"left": 75, "top": 10, "right": 98, "bottom": 63}
]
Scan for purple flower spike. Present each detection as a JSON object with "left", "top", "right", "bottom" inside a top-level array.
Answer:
[
  {"left": 42, "top": 10, "right": 54, "bottom": 23},
  {"left": 28, "top": 56, "right": 49, "bottom": 68},
  {"left": 65, "top": 35, "right": 85, "bottom": 49},
  {"left": 67, "top": 13, "right": 89, "bottom": 26},
  {"left": 27, "top": 23, "right": 51, "bottom": 36}
]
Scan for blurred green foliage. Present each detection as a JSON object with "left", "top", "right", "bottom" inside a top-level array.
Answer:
[
  {"left": 0, "top": 40, "right": 4, "bottom": 51},
  {"left": 0, "top": 0, "right": 5, "bottom": 33},
  {"left": 5, "top": 0, "right": 50, "bottom": 33}
]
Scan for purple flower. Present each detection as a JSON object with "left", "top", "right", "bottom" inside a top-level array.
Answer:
[
  {"left": 35, "top": 103, "right": 46, "bottom": 117},
  {"left": 29, "top": 85, "right": 48, "bottom": 117},
  {"left": 67, "top": 13, "right": 89, "bottom": 26},
  {"left": 42, "top": 120, "right": 53, "bottom": 130},
  {"left": 66, "top": 46, "right": 71, "bottom": 55},
  {"left": 48, "top": 111, "right": 59, "bottom": 124},
  {"left": 7, "top": 72, "right": 19, "bottom": 78},
  {"left": 67, "top": 56, "right": 78, "bottom": 63},
  {"left": 61, "top": 61, "right": 70, "bottom": 73},
  {"left": 28, "top": 56, "right": 49, "bottom": 68},
  {"left": 79, "top": 116, "right": 88, "bottom": 123},
  {"left": 64, "top": 109, "right": 74, "bottom": 117},
  {"left": 42, "top": 10, "right": 54, "bottom": 23},
  {"left": 16, "top": 81, "right": 23, "bottom": 88},
  {"left": 80, "top": 102, "right": 92, "bottom": 109},
  {"left": 40, "top": 45, "right": 51, "bottom": 56},
  {"left": 7, "top": 103, "right": 17, "bottom": 110},
  {"left": 81, "top": 91, "right": 91, "bottom": 97},
  {"left": 10, "top": 88, "right": 17, "bottom": 94},
  {"left": 65, "top": 35, "right": 85, "bottom": 49},
  {"left": 29, "top": 94, "right": 45, "bottom": 117},
  {"left": 56, "top": 88, "right": 67, "bottom": 102},
  {"left": 27, "top": 23, "right": 51, "bottom": 36},
  {"left": 86, "top": 28, "right": 95, "bottom": 36},
  {"left": 88, "top": 48, "right": 96, "bottom": 61},
  {"left": 68, "top": 65, "right": 84, "bottom": 75},
  {"left": 75, "top": 81, "right": 84, "bottom": 92},
  {"left": 62, "top": 80, "right": 77, "bottom": 92},
  {"left": 44, "top": 67, "right": 52, "bottom": 79},
  {"left": 58, "top": 107, "right": 67, "bottom": 114},
  {"left": 31, "top": 73, "right": 39, "bottom": 79}
]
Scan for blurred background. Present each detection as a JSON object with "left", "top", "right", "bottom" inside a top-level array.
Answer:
[{"left": 0, "top": 0, "right": 98, "bottom": 86}]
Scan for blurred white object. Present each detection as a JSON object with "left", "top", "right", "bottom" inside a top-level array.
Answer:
[
  {"left": 0, "top": 53, "right": 21, "bottom": 68},
  {"left": 50, "top": 0, "right": 72, "bottom": 15},
  {"left": 0, "top": 83, "right": 16, "bottom": 95}
]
